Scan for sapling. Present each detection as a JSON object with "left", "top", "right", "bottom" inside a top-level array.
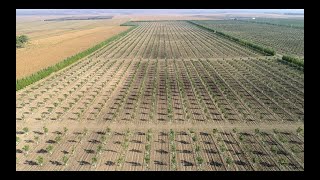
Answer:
[
  {"left": 36, "top": 156, "right": 44, "bottom": 166},
  {"left": 212, "top": 128, "right": 218, "bottom": 136},
  {"left": 296, "top": 127, "right": 303, "bottom": 136},
  {"left": 144, "top": 154, "right": 150, "bottom": 168},
  {"left": 70, "top": 145, "right": 75, "bottom": 156},
  {"left": 83, "top": 128, "right": 88, "bottom": 136},
  {"left": 195, "top": 145, "right": 200, "bottom": 153},
  {"left": 101, "top": 135, "right": 107, "bottom": 145},
  {"left": 16, "top": 136, "right": 20, "bottom": 146},
  {"left": 232, "top": 128, "right": 238, "bottom": 134},
  {"left": 43, "top": 126, "right": 48, "bottom": 135},
  {"left": 63, "top": 127, "right": 68, "bottom": 135},
  {"left": 34, "top": 136, "right": 39, "bottom": 144},
  {"left": 55, "top": 136, "right": 62, "bottom": 144},
  {"left": 23, "top": 127, "right": 29, "bottom": 135},
  {"left": 22, "top": 145, "right": 30, "bottom": 155},
  {"left": 196, "top": 156, "right": 204, "bottom": 167},
  {"left": 62, "top": 155, "right": 69, "bottom": 166},
  {"left": 254, "top": 128, "right": 260, "bottom": 135},
  {"left": 226, "top": 157, "right": 233, "bottom": 167},
  {"left": 97, "top": 144, "right": 103, "bottom": 155},
  {"left": 46, "top": 145, "right": 53, "bottom": 154}
]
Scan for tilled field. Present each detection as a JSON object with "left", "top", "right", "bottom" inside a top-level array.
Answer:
[{"left": 16, "top": 21, "right": 304, "bottom": 171}]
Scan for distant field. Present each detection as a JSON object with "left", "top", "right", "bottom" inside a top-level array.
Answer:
[
  {"left": 44, "top": 16, "right": 114, "bottom": 21},
  {"left": 239, "top": 18, "right": 304, "bottom": 28},
  {"left": 16, "top": 16, "right": 130, "bottom": 79},
  {"left": 191, "top": 20, "right": 304, "bottom": 58}
]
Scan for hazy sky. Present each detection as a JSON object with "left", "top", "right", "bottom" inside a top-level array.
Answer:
[{"left": 16, "top": 9, "right": 304, "bottom": 15}]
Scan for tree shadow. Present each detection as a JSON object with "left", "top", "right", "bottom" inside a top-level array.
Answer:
[
  {"left": 154, "top": 161, "right": 167, "bottom": 166},
  {"left": 279, "top": 131, "right": 291, "bottom": 135},
  {"left": 105, "top": 149, "right": 117, "bottom": 153},
  {"left": 260, "top": 161, "right": 274, "bottom": 167},
  {"left": 37, "top": 149, "right": 48, "bottom": 154},
  {"left": 50, "top": 160, "right": 62, "bottom": 166},
  {"left": 131, "top": 140, "right": 142, "bottom": 144},
  {"left": 61, "top": 150, "right": 69, "bottom": 154},
  {"left": 181, "top": 160, "right": 194, "bottom": 166},
  {"left": 114, "top": 141, "right": 121, "bottom": 144},
  {"left": 16, "top": 149, "right": 23, "bottom": 153},
  {"left": 178, "top": 149, "right": 192, "bottom": 154},
  {"left": 73, "top": 132, "right": 82, "bottom": 135},
  {"left": 289, "top": 140, "right": 302, "bottom": 145},
  {"left": 105, "top": 161, "right": 115, "bottom": 166},
  {"left": 204, "top": 149, "right": 217, "bottom": 154},
  {"left": 200, "top": 132, "right": 209, "bottom": 136},
  {"left": 89, "top": 139, "right": 101, "bottom": 144},
  {"left": 46, "top": 140, "right": 57, "bottom": 144},
  {"left": 84, "top": 149, "right": 95, "bottom": 154},
  {"left": 16, "top": 131, "right": 24, "bottom": 135},
  {"left": 114, "top": 132, "right": 124, "bottom": 136},
  {"left": 68, "top": 140, "right": 77, "bottom": 143},
  {"left": 177, "top": 140, "right": 189, "bottom": 144},
  {"left": 177, "top": 131, "right": 187, "bottom": 135},
  {"left": 239, "top": 132, "right": 252, "bottom": 136},
  {"left": 223, "top": 140, "right": 235, "bottom": 144},
  {"left": 33, "top": 131, "right": 44, "bottom": 135},
  {"left": 53, "top": 131, "right": 62, "bottom": 135},
  {"left": 156, "top": 149, "right": 168, "bottom": 154},
  {"left": 234, "top": 160, "right": 247, "bottom": 166},
  {"left": 129, "top": 149, "right": 142, "bottom": 153},
  {"left": 277, "top": 150, "right": 288, "bottom": 156},
  {"left": 25, "top": 140, "right": 34, "bottom": 143},
  {"left": 159, "top": 132, "right": 167, "bottom": 136},
  {"left": 78, "top": 161, "right": 90, "bottom": 166},
  {"left": 203, "top": 141, "right": 212, "bottom": 144},
  {"left": 96, "top": 131, "right": 106, "bottom": 135},
  {"left": 126, "top": 161, "right": 141, "bottom": 166},
  {"left": 137, "top": 132, "right": 145, "bottom": 135},
  {"left": 252, "top": 150, "right": 266, "bottom": 156},
  {"left": 209, "top": 160, "right": 222, "bottom": 167},
  {"left": 24, "top": 160, "right": 37, "bottom": 166}
]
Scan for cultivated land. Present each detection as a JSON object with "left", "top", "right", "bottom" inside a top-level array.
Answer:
[
  {"left": 16, "top": 19, "right": 304, "bottom": 171},
  {"left": 16, "top": 16, "right": 130, "bottom": 79},
  {"left": 190, "top": 20, "right": 304, "bottom": 58}
]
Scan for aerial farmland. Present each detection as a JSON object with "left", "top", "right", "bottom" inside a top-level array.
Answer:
[{"left": 16, "top": 9, "right": 304, "bottom": 171}]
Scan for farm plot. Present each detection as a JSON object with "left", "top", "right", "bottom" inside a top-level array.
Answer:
[
  {"left": 190, "top": 20, "right": 304, "bottom": 58},
  {"left": 93, "top": 21, "right": 263, "bottom": 59},
  {"left": 17, "top": 20, "right": 304, "bottom": 171},
  {"left": 16, "top": 127, "right": 304, "bottom": 171},
  {"left": 16, "top": 57, "right": 304, "bottom": 125}
]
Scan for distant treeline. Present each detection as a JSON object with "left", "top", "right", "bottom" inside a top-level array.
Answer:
[
  {"left": 238, "top": 19, "right": 304, "bottom": 29},
  {"left": 187, "top": 21, "right": 275, "bottom": 56},
  {"left": 16, "top": 35, "right": 29, "bottom": 48},
  {"left": 44, "top": 16, "right": 113, "bottom": 21}
]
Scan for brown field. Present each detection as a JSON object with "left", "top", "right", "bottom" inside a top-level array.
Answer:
[
  {"left": 16, "top": 18, "right": 304, "bottom": 171},
  {"left": 16, "top": 16, "right": 130, "bottom": 79}
]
